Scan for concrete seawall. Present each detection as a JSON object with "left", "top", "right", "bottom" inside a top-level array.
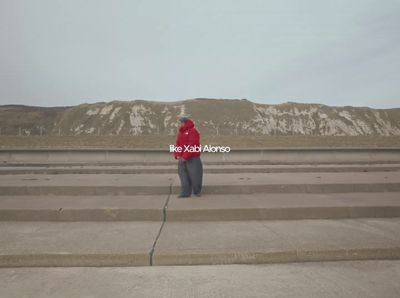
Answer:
[{"left": 1, "top": 148, "right": 400, "bottom": 164}]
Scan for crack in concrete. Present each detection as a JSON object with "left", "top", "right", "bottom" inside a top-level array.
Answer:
[{"left": 149, "top": 181, "right": 173, "bottom": 266}]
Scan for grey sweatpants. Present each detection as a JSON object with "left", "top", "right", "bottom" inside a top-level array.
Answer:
[{"left": 178, "top": 156, "right": 203, "bottom": 196}]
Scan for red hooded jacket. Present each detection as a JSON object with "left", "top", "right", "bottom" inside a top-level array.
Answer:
[{"left": 174, "top": 119, "right": 201, "bottom": 160}]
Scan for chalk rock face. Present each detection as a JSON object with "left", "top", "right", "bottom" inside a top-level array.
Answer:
[{"left": 0, "top": 98, "right": 399, "bottom": 136}]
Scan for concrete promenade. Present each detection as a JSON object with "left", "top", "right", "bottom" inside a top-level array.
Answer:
[{"left": 1, "top": 261, "right": 400, "bottom": 298}]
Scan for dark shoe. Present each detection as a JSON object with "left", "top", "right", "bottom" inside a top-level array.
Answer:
[
  {"left": 194, "top": 193, "right": 201, "bottom": 197},
  {"left": 178, "top": 194, "right": 191, "bottom": 198}
]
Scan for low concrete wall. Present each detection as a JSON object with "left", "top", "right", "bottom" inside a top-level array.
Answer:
[{"left": 0, "top": 148, "right": 399, "bottom": 164}]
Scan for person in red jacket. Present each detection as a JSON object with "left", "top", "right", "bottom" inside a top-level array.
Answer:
[{"left": 174, "top": 116, "right": 203, "bottom": 198}]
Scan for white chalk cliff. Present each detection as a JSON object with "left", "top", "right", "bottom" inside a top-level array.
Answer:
[{"left": 1, "top": 98, "right": 399, "bottom": 136}]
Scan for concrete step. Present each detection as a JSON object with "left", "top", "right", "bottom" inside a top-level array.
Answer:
[
  {"left": 1, "top": 193, "right": 400, "bottom": 221},
  {"left": 1, "top": 163, "right": 400, "bottom": 174},
  {"left": 166, "top": 192, "right": 400, "bottom": 221},
  {"left": 0, "top": 195, "right": 167, "bottom": 221},
  {"left": 152, "top": 218, "right": 400, "bottom": 266},
  {"left": 1, "top": 172, "right": 399, "bottom": 195},
  {"left": 0, "top": 173, "right": 175, "bottom": 195},
  {"left": 1, "top": 148, "right": 400, "bottom": 165},
  {"left": 1, "top": 261, "right": 400, "bottom": 297},
  {"left": 0, "top": 221, "right": 162, "bottom": 267},
  {"left": 2, "top": 218, "right": 399, "bottom": 267},
  {"left": 173, "top": 172, "right": 400, "bottom": 194}
]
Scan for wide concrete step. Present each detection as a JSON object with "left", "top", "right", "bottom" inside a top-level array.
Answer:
[
  {"left": 1, "top": 172, "right": 399, "bottom": 195},
  {"left": 0, "top": 195, "right": 167, "bottom": 221},
  {"left": 1, "top": 148, "right": 400, "bottom": 165},
  {"left": 1, "top": 261, "right": 400, "bottom": 298},
  {"left": 166, "top": 192, "right": 400, "bottom": 221},
  {"left": 2, "top": 218, "right": 399, "bottom": 267},
  {"left": 153, "top": 218, "right": 400, "bottom": 266},
  {"left": 0, "top": 173, "right": 175, "bottom": 195},
  {"left": 1, "top": 193, "right": 400, "bottom": 221},
  {"left": 170, "top": 172, "right": 400, "bottom": 194},
  {"left": 0, "top": 221, "right": 162, "bottom": 267},
  {"left": 1, "top": 163, "right": 400, "bottom": 174}
]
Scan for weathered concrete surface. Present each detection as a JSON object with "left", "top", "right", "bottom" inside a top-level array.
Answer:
[
  {"left": 152, "top": 218, "right": 400, "bottom": 265},
  {"left": 166, "top": 192, "right": 400, "bottom": 221},
  {"left": 1, "top": 148, "right": 400, "bottom": 164},
  {"left": 1, "top": 172, "right": 399, "bottom": 195},
  {"left": 197, "top": 172, "right": 400, "bottom": 185},
  {"left": 0, "top": 173, "right": 175, "bottom": 186},
  {"left": 0, "top": 221, "right": 162, "bottom": 267},
  {"left": 1, "top": 261, "right": 400, "bottom": 298},
  {"left": 0, "top": 195, "right": 166, "bottom": 221},
  {"left": 2, "top": 218, "right": 399, "bottom": 267},
  {"left": 171, "top": 172, "right": 400, "bottom": 194},
  {"left": 1, "top": 152, "right": 400, "bottom": 270},
  {"left": 0, "top": 173, "right": 175, "bottom": 195},
  {"left": 1, "top": 193, "right": 400, "bottom": 222},
  {"left": 1, "top": 163, "right": 400, "bottom": 174}
]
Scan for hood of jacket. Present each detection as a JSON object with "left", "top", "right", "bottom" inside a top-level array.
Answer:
[{"left": 179, "top": 119, "right": 195, "bottom": 133}]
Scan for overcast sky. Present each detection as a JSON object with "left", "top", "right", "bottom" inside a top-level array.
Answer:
[{"left": 0, "top": 0, "right": 399, "bottom": 108}]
